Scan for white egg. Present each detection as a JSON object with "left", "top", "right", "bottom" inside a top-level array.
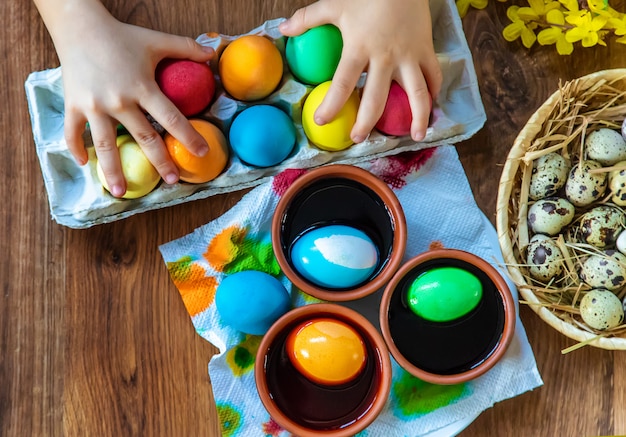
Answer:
[
  {"left": 565, "top": 160, "right": 607, "bottom": 207},
  {"left": 585, "top": 128, "right": 626, "bottom": 166},
  {"left": 579, "top": 288, "right": 624, "bottom": 330},
  {"left": 527, "top": 197, "right": 575, "bottom": 236},
  {"left": 617, "top": 230, "right": 626, "bottom": 255}
]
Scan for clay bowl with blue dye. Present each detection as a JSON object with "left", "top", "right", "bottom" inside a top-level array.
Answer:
[
  {"left": 255, "top": 303, "right": 391, "bottom": 437},
  {"left": 379, "top": 249, "right": 516, "bottom": 385},
  {"left": 271, "top": 164, "right": 407, "bottom": 301}
]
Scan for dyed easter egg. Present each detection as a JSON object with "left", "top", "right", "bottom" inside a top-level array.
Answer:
[
  {"left": 286, "top": 317, "right": 367, "bottom": 385},
  {"left": 229, "top": 105, "right": 297, "bottom": 167},
  {"left": 285, "top": 24, "right": 343, "bottom": 85},
  {"left": 290, "top": 225, "right": 379, "bottom": 289},
  {"left": 302, "top": 81, "right": 360, "bottom": 151},
  {"left": 155, "top": 59, "right": 215, "bottom": 116},
  {"left": 215, "top": 270, "right": 291, "bottom": 335},
  {"left": 407, "top": 267, "right": 483, "bottom": 322},
  {"left": 218, "top": 35, "right": 283, "bottom": 101},
  {"left": 96, "top": 134, "right": 161, "bottom": 199}
]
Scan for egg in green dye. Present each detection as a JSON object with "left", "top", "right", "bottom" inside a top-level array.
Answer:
[{"left": 407, "top": 267, "right": 483, "bottom": 322}]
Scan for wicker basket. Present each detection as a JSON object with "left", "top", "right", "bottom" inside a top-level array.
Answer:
[{"left": 496, "top": 69, "right": 626, "bottom": 350}]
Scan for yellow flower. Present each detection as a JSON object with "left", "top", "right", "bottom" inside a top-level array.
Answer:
[
  {"left": 609, "top": 15, "right": 626, "bottom": 36},
  {"left": 537, "top": 9, "right": 575, "bottom": 54},
  {"left": 565, "top": 11, "right": 608, "bottom": 46},
  {"left": 456, "top": 0, "right": 489, "bottom": 17},
  {"left": 502, "top": 6, "right": 537, "bottom": 49}
]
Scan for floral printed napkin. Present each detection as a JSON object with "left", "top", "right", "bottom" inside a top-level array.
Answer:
[{"left": 159, "top": 146, "right": 543, "bottom": 436}]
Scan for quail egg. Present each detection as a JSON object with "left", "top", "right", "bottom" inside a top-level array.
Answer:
[
  {"left": 565, "top": 160, "right": 607, "bottom": 207},
  {"left": 579, "top": 250, "right": 626, "bottom": 291},
  {"left": 529, "top": 152, "right": 571, "bottom": 200},
  {"left": 622, "top": 118, "right": 626, "bottom": 141},
  {"left": 579, "top": 288, "right": 624, "bottom": 330},
  {"left": 608, "top": 160, "right": 626, "bottom": 206},
  {"left": 579, "top": 205, "right": 625, "bottom": 248},
  {"left": 528, "top": 197, "right": 575, "bottom": 236},
  {"left": 586, "top": 128, "right": 626, "bottom": 166},
  {"left": 526, "top": 235, "right": 564, "bottom": 281}
]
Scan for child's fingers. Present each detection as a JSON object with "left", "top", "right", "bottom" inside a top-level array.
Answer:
[
  {"left": 421, "top": 53, "right": 443, "bottom": 100},
  {"left": 351, "top": 63, "right": 392, "bottom": 142},
  {"left": 279, "top": 0, "right": 335, "bottom": 36},
  {"left": 116, "top": 107, "right": 181, "bottom": 185},
  {"left": 314, "top": 53, "right": 366, "bottom": 125},
  {"left": 398, "top": 66, "right": 432, "bottom": 142},
  {"left": 150, "top": 29, "right": 215, "bottom": 62},
  {"left": 88, "top": 114, "right": 127, "bottom": 197},
  {"left": 63, "top": 108, "right": 89, "bottom": 166}
]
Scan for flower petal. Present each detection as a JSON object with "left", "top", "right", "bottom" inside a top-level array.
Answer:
[
  {"left": 521, "top": 27, "right": 538, "bottom": 47},
  {"left": 538, "top": 27, "right": 562, "bottom": 45},
  {"left": 502, "top": 21, "right": 525, "bottom": 41},
  {"left": 556, "top": 36, "right": 574, "bottom": 54},
  {"left": 546, "top": 9, "right": 565, "bottom": 25},
  {"left": 565, "top": 27, "right": 587, "bottom": 42},
  {"left": 517, "top": 6, "right": 541, "bottom": 20}
]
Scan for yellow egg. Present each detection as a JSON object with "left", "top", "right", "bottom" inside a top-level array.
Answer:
[
  {"left": 302, "top": 81, "right": 360, "bottom": 151},
  {"left": 96, "top": 134, "right": 161, "bottom": 199},
  {"left": 286, "top": 317, "right": 367, "bottom": 385}
]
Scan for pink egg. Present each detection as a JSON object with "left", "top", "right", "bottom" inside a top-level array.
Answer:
[{"left": 375, "top": 81, "right": 432, "bottom": 137}]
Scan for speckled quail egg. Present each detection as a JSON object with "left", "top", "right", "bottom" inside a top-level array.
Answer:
[
  {"left": 565, "top": 160, "right": 607, "bottom": 207},
  {"left": 579, "top": 288, "right": 624, "bottom": 330},
  {"left": 622, "top": 118, "right": 626, "bottom": 141},
  {"left": 526, "top": 234, "right": 564, "bottom": 281},
  {"left": 579, "top": 250, "right": 626, "bottom": 291},
  {"left": 528, "top": 197, "right": 576, "bottom": 236},
  {"left": 579, "top": 205, "right": 625, "bottom": 248},
  {"left": 608, "top": 160, "right": 626, "bottom": 206},
  {"left": 529, "top": 152, "right": 571, "bottom": 200},
  {"left": 586, "top": 128, "right": 626, "bottom": 166}
]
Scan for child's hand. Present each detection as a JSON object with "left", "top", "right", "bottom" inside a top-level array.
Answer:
[
  {"left": 38, "top": 1, "right": 214, "bottom": 197},
  {"left": 280, "top": 0, "right": 441, "bottom": 143}
]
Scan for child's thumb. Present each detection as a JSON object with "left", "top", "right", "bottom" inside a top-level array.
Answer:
[{"left": 279, "top": 1, "right": 333, "bottom": 36}]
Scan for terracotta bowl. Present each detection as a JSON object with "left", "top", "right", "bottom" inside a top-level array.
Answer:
[
  {"left": 255, "top": 303, "right": 391, "bottom": 437},
  {"left": 379, "top": 249, "right": 516, "bottom": 385},
  {"left": 271, "top": 164, "right": 407, "bottom": 301}
]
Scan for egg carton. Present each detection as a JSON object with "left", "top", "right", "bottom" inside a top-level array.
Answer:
[{"left": 24, "top": 0, "right": 486, "bottom": 229}]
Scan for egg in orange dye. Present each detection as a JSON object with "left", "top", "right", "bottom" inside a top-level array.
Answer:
[{"left": 286, "top": 317, "right": 367, "bottom": 386}]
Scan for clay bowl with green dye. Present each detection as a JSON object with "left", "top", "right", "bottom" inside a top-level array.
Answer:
[{"left": 379, "top": 249, "right": 516, "bottom": 385}]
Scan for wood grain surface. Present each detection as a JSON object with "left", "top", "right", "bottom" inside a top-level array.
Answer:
[{"left": 1, "top": 0, "right": 626, "bottom": 435}]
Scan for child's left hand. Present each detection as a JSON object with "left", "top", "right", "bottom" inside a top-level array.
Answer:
[{"left": 280, "top": 0, "right": 442, "bottom": 144}]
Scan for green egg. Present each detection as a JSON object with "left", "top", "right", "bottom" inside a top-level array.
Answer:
[
  {"left": 285, "top": 24, "right": 343, "bottom": 85},
  {"left": 407, "top": 267, "right": 483, "bottom": 322}
]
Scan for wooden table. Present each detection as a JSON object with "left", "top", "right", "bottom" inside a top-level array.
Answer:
[{"left": 2, "top": 0, "right": 626, "bottom": 435}]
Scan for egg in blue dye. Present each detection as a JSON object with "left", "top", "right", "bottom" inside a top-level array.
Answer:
[
  {"left": 215, "top": 270, "right": 291, "bottom": 335},
  {"left": 229, "top": 105, "right": 297, "bottom": 167},
  {"left": 290, "top": 224, "right": 379, "bottom": 289}
]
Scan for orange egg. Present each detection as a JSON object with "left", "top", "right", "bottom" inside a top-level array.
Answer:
[
  {"left": 164, "top": 119, "right": 229, "bottom": 183},
  {"left": 286, "top": 317, "right": 367, "bottom": 386},
  {"left": 218, "top": 35, "right": 284, "bottom": 101}
]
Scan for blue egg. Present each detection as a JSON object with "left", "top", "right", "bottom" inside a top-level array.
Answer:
[
  {"left": 290, "top": 225, "right": 379, "bottom": 289},
  {"left": 229, "top": 105, "right": 297, "bottom": 167},
  {"left": 215, "top": 270, "right": 291, "bottom": 335}
]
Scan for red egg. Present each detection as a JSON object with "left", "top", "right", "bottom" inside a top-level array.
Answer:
[
  {"left": 376, "top": 81, "right": 432, "bottom": 137},
  {"left": 156, "top": 59, "right": 216, "bottom": 116}
]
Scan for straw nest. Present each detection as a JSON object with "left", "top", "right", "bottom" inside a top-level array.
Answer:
[{"left": 496, "top": 69, "right": 626, "bottom": 351}]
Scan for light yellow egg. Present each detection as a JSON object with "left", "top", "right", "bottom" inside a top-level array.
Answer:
[
  {"left": 96, "top": 134, "right": 161, "bottom": 199},
  {"left": 302, "top": 81, "right": 360, "bottom": 151}
]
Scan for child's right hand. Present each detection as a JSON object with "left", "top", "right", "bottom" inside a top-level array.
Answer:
[{"left": 35, "top": 0, "right": 214, "bottom": 197}]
